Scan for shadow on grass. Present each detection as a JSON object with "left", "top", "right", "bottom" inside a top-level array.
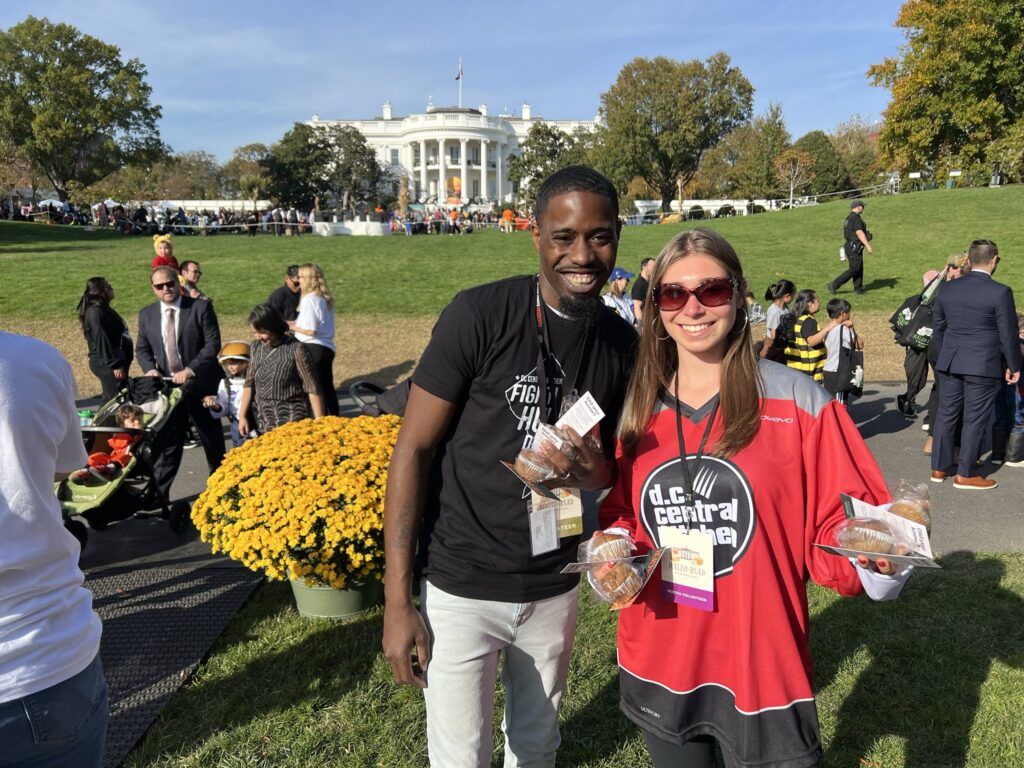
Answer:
[
  {"left": 812, "top": 551, "right": 1024, "bottom": 767},
  {"left": 124, "top": 581, "right": 384, "bottom": 762},
  {"left": 339, "top": 359, "right": 417, "bottom": 392}
]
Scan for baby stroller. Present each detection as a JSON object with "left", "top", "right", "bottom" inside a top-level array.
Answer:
[
  {"left": 348, "top": 379, "right": 410, "bottom": 417},
  {"left": 57, "top": 377, "right": 190, "bottom": 551}
]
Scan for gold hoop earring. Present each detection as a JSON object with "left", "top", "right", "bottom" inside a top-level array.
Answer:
[{"left": 655, "top": 329, "right": 671, "bottom": 341}]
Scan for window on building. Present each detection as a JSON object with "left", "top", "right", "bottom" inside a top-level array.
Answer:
[
  {"left": 390, "top": 148, "right": 400, "bottom": 166},
  {"left": 472, "top": 180, "right": 480, "bottom": 198},
  {"left": 414, "top": 146, "right": 421, "bottom": 165},
  {"left": 450, "top": 146, "right": 460, "bottom": 164}
]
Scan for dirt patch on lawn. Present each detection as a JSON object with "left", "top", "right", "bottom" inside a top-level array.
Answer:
[
  {"left": 11, "top": 315, "right": 435, "bottom": 400},
  {"left": 8, "top": 311, "right": 912, "bottom": 401}
]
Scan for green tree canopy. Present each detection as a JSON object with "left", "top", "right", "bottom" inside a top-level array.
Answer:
[
  {"left": 0, "top": 16, "right": 166, "bottom": 201},
  {"left": 508, "top": 122, "right": 592, "bottom": 208},
  {"left": 869, "top": 0, "right": 1024, "bottom": 174},
  {"left": 793, "top": 130, "right": 849, "bottom": 196},
  {"left": 595, "top": 53, "right": 753, "bottom": 211},
  {"left": 696, "top": 104, "right": 789, "bottom": 199},
  {"left": 222, "top": 143, "right": 269, "bottom": 198},
  {"left": 320, "top": 124, "right": 389, "bottom": 213},
  {"left": 262, "top": 123, "right": 332, "bottom": 209}
]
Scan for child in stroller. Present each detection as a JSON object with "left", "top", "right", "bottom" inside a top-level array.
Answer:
[
  {"left": 58, "top": 377, "right": 190, "bottom": 550},
  {"left": 69, "top": 404, "right": 145, "bottom": 483}
]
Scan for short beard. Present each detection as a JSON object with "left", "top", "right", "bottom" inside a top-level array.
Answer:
[{"left": 558, "top": 294, "right": 601, "bottom": 329}]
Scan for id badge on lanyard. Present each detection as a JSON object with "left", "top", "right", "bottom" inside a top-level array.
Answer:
[{"left": 659, "top": 382, "right": 719, "bottom": 611}]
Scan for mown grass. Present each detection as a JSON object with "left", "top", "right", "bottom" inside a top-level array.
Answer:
[
  {"left": 2, "top": 185, "right": 1023, "bottom": 322},
  {"left": 125, "top": 551, "right": 1024, "bottom": 767}
]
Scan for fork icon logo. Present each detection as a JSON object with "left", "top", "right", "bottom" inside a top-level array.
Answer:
[{"left": 639, "top": 456, "right": 756, "bottom": 578}]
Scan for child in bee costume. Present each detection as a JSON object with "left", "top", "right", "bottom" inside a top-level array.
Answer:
[{"left": 203, "top": 341, "right": 255, "bottom": 448}]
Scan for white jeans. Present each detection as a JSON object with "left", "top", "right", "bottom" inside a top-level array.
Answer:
[{"left": 420, "top": 579, "right": 579, "bottom": 768}]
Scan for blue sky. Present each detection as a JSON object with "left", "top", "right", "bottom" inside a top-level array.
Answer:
[{"left": 1, "top": 1, "right": 906, "bottom": 161}]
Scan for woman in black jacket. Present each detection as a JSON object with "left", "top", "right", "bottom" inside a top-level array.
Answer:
[{"left": 77, "top": 277, "right": 133, "bottom": 401}]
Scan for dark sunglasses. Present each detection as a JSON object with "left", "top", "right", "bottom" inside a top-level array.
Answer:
[
  {"left": 653, "top": 277, "right": 737, "bottom": 311},
  {"left": 152, "top": 280, "right": 177, "bottom": 291}
]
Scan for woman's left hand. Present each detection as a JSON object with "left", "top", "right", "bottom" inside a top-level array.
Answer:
[
  {"left": 541, "top": 426, "right": 612, "bottom": 492},
  {"left": 856, "top": 554, "right": 899, "bottom": 576}
]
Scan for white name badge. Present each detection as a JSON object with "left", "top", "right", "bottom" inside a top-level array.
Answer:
[
  {"left": 529, "top": 501, "right": 560, "bottom": 556},
  {"left": 659, "top": 527, "right": 715, "bottom": 612},
  {"left": 531, "top": 487, "right": 584, "bottom": 538}
]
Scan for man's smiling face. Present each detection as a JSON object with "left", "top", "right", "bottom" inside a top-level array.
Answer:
[{"left": 533, "top": 191, "right": 619, "bottom": 312}]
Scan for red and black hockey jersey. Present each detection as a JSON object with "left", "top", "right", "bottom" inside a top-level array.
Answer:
[{"left": 600, "top": 360, "right": 890, "bottom": 768}]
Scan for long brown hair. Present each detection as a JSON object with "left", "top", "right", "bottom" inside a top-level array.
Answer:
[{"left": 618, "top": 228, "right": 763, "bottom": 457}]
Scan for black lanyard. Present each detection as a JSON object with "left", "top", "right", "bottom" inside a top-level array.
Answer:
[
  {"left": 673, "top": 376, "right": 719, "bottom": 515},
  {"left": 534, "top": 276, "right": 589, "bottom": 423}
]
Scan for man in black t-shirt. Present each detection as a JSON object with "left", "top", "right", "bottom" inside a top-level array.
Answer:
[
  {"left": 631, "top": 257, "right": 655, "bottom": 325},
  {"left": 266, "top": 265, "right": 300, "bottom": 322},
  {"left": 828, "top": 199, "right": 874, "bottom": 295},
  {"left": 382, "top": 166, "right": 637, "bottom": 767}
]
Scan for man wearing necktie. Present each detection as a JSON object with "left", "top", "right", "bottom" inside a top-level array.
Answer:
[{"left": 136, "top": 266, "right": 225, "bottom": 507}]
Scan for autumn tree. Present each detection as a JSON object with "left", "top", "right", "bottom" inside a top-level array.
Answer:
[
  {"left": 773, "top": 150, "right": 816, "bottom": 207},
  {"left": 596, "top": 54, "right": 753, "bottom": 212},
  {"left": 695, "top": 104, "right": 789, "bottom": 199},
  {"left": 792, "top": 130, "right": 849, "bottom": 196},
  {"left": 869, "top": 0, "right": 1024, "bottom": 176},
  {"left": 0, "top": 16, "right": 166, "bottom": 201},
  {"left": 223, "top": 143, "right": 270, "bottom": 212},
  {"left": 829, "top": 115, "right": 880, "bottom": 189}
]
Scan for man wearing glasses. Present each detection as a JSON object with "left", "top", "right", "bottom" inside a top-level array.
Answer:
[
  {"left": 179, "top": 260, "right": 207, "bottom": 301},
  {"left": 136, "top": 266, "right": 225, "bottom": 506},
  {"left": 930, "top": 239, "right": 1021, "bottom": 490}
]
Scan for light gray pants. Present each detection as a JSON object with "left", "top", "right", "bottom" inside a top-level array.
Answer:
[{"left": 421, "top": 579, "right": 579, "bottom": 768}]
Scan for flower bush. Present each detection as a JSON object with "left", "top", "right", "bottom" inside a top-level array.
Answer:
[{"left": 192, "top": 414, "right": 401, "bottom": 589}]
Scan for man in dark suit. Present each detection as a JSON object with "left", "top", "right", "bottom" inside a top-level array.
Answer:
[
  {"left": 930, "top": 239, "right": 1021, "bottom": 489},
  {"left": 136, "top": 266, "right": 226, "bottom": 503}
]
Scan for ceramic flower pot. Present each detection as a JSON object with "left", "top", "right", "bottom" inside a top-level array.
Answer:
[{"left": 289, "top": 577, "right": 384, "bottom": 619}]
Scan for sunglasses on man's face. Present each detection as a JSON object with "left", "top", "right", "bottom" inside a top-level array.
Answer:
[
  {"left": 152, "top": 281, "right": 177, "bottom": 291},
  {"left": 653, "top": 277, "right": 737, "bottom": 311}
]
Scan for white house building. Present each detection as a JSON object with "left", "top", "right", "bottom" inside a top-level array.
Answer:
[{"left": 308, "top": 101, "right": 595, "bottom": 206}]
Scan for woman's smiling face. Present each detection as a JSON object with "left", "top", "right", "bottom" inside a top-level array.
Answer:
[{"left": 657, "top": 254, "right": 739, "bottom": 362}]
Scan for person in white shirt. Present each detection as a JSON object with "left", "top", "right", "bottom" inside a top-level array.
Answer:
[
  {"left": 292, "top": 262, "right": 339, "bottom": 415},
  {"left": 0, "top": 332, "right": 108, "bottom": 767}
]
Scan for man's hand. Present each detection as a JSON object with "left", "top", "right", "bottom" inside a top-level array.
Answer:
[
  {"left": 866, "top": 244, "right": 874, "bottom": 254},
  {"left": 541, "top": 426, "right": 612, "bottom": 492},
  {"left": 113, "top": 367, "right": 127, "bottom": 381},
  {"left": 145, "top": 369, "right": 160, "bottom": 377},
  {"left": 1006, "top": 369, "right": 1020, "bottom": 385},
  {"left": 382, "top": 601, "right": 431, "bottom": 688},
  {"left": 171, "top": 368, "right": 194, "bottom": 386}
]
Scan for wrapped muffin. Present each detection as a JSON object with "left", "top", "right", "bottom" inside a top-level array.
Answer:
[
  {"left": 835, "top": 518, "right": 901, "bottom": 554},
  {"left": 589, "top": 562, "right": 643, "bottom": 605},
  {"left": 888, "top": 480, "right": 932, "bottom": 532},
  {"left": 579, "top": 531, "right": 635, "bottom": 563}
]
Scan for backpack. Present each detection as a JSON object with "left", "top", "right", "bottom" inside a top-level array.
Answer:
[
  {"left": 889, "top": 268, "right": 946, "bottom": 350},
  {"left": 764, "top": 311, "right": 796, "bottom": 363}
]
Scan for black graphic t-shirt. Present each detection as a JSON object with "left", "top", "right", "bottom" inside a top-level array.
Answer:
[
  {"left": 413, "top": 275, "right": 637, "bottom": 602},
  {"left": 601, "top": 361, "right": 890, "bottom": 767}
]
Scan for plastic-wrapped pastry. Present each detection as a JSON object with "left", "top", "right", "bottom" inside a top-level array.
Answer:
[
  {"left": 582, "top": 531, "right": 635, "bottom": 562},
  {"left": 591, "top": 562, "right": 643, "bottom": 604},
  {"left": 835, "top": 518, "right": 899, "bottom": 554}
]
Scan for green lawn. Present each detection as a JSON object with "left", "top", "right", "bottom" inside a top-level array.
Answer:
[
  {"left": 2, "top": 185, "right": 1023, "bottom": 322},
  {"left": 126, "top": 552, "right": 1024, "bottom": 767}
]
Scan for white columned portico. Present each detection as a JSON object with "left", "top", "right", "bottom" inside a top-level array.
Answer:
[
  {"left": 419, "top": 139, "right": 427, "bottom": 199},
  {"left": 438, "top": 139, "right": 446, "bottom": 201},
  {"left": 460, "top": 138, "right": 468, "bottom": 203},
  {"left": 481, "top": 139, "right": 488, "bottom": 203},
  {"left": 496, "top": 144, "right": 504, "bottom": 203}
]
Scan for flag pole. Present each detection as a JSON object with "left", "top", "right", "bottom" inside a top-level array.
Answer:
[{"left": 457, "top": 58, "right": 463, "bottom": 108}]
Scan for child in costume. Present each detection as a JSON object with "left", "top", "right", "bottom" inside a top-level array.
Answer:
[
  {"left": 202, "top": 341, "right": 253, "bottom": 448},
  {"left": 151, "top": 233, "right": 178, "bottom": 270}
]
